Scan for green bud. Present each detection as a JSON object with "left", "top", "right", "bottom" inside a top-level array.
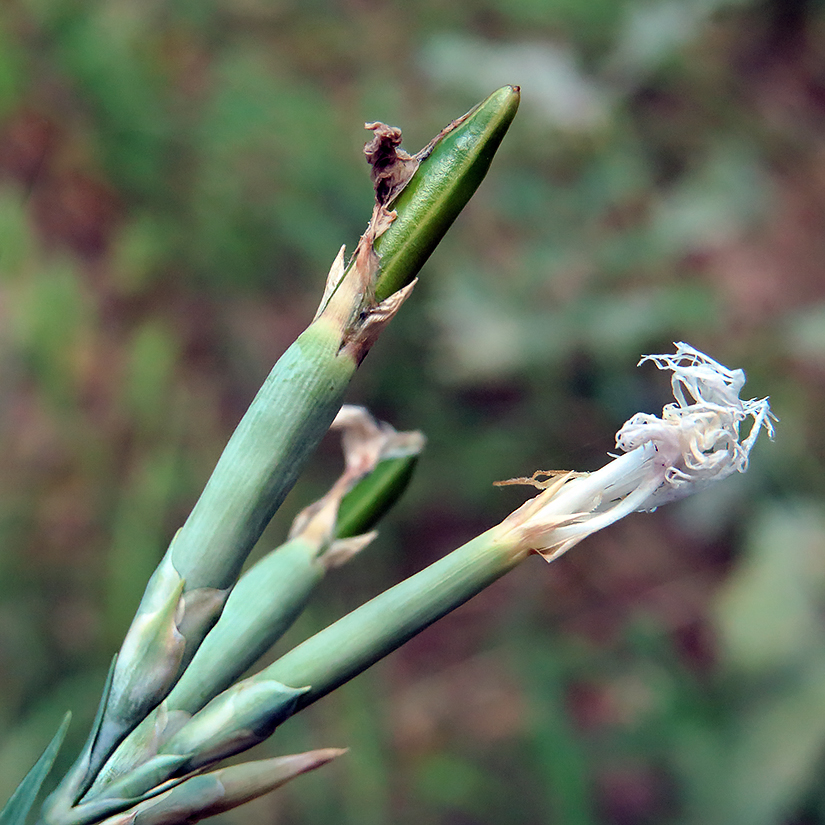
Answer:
[
  {"left": 162, "top": 680, "right": 307, "bottom": 770},
  {"left": 94, "top": 751, "right": 345, "bottom": 825},
  {"left": 335, "top": 453, "right": 419, "bottom": 539},
  {"left": 373, "top": 85, "right": 520, "bottom": 301}
]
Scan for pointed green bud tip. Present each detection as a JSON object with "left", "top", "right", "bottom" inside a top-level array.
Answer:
[
  {"left": 163, "top": 680, "right": 308, "bottom": 769},
  {"left": 214, "top": 748, "right": 347, "bottom": 804},
  {"left": 289, "top": 405, "right": 424, "bottom": 549},
  {"left": 104, "top": 750, "right": 347, "bottom": 825},
  {"left": 328, "top": 404, "right": 424, "bottom": 540},
  {"left": 372, "top": 85, "right": 520, "bottom": 301},
  {"left": 313, "top": 87, "right": 518, "bottom": 365}
]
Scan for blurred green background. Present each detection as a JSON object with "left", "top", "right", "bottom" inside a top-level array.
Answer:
[{"left": 1, "top": 0, "right": 824, "bottom": 823}]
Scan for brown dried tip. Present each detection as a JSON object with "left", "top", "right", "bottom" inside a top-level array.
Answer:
[
  {"left": 494, "top": 470, "right": 587, "bottom": 489},
  {"left": 364, "top": 122, "right": 420, "bottom": 206}
]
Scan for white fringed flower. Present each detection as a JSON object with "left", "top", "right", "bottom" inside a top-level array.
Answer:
[{"left": 500, "top": 343, "right": 775, "bottom": 561}]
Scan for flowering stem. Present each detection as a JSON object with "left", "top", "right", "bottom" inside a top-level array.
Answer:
[
  {"left": 261, "top": 525, "right": 529, "bottom": 708},
  {"left": 260, "top": 342, "right": 776, "bottom": 709}
]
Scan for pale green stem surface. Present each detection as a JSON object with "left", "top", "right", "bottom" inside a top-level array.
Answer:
[
  {"left": 167, "top": 320, "right": 354, "bottom": 593},
  {"left": 169, "top": 451, "right": 424, "bottom": 713},
  {"left": 82, "top": 449, "right": 422, "bottom": 798},
  {"left": 166, "top": 537, "right": 322, "bottom": 714},
  {"left": 261, "top": 524, "right": 531, "bottom": 708}
]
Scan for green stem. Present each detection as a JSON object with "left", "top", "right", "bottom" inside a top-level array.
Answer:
[
  {"left": 168, "top": 320, "right": 354, "bottom": 593},
  {"left": 261, "top": 525, "right": 531, "bottom": 707},
  {"left": 165, "top": 537, "right": 323, "bottom": 715},
  {"left": 149, "top": 86, "right": 521, "bottom": 596}
]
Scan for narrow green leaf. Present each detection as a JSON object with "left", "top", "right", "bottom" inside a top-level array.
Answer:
[
  {"left": 0, "top": 713, "right": 71, "bottom": 825},
  {"left": 100, "top": 750, "right": 346, "bottom": 825},
  {"left": 41, "top": 657, "right": 117, "bottom": 819}
]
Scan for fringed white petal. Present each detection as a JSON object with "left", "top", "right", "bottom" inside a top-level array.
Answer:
[{"left": 500, "top": 343, "right": 775, "bottom": 560}]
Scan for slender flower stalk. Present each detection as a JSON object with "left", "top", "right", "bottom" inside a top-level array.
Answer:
[
  {"left": 261, "top": 525, "right": 525, "bottom": 707},
  {"left": 252, "top": 343, "right": 775, "bottom": 708}
]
